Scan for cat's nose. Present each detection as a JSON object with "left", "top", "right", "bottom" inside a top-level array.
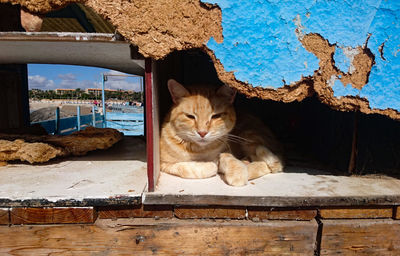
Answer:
[{"left": 197, "top": 131, "right": 208, "bottom": 138}]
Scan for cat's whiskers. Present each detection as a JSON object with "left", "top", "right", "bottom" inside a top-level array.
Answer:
[
  {"left": 223, "top": 134, "right": 253, "bottom": 144},
  {"left": 227, "top": 134, "right": 253, "bottom": 142},
  {"left": 216, "top": 137, "right": 231, "bottom": 152}
]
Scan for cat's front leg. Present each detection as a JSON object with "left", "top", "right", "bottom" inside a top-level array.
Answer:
[
  {"left": 218, "top": 153, "right": 248, "bottom": 186},
  {"left": 161, "top": 161, "right": 218, "bottom": 179},
  {"left": 254, "top": 145, "right": 284, "bottom": 173}
]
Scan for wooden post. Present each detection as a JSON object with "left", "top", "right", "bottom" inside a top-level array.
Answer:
[
  {"left": 145, "top": 58, "right": 154, "bottom": 192},
  {"left": 0, "top": 4, "right": 29, "bottom": 130}
]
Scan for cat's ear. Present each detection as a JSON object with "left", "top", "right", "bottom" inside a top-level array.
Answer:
[
  {"left": 216, "top": 84, "right": 236, "bottom": 104},
  {"left": 168, "top": 79, "right": 189, "bottom": 104}
]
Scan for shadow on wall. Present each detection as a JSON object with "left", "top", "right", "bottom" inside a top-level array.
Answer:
[{"left": 156, "top": 49, "right": 400, "bottom": 176}]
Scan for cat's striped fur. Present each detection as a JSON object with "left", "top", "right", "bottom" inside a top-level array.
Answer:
[{"left": 160, "top": 79, "right": 283, "bottom": 186}]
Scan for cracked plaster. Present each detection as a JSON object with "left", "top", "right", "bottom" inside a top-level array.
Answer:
[{"left": 2, "top": 0, "right": 400, "bottom": 119}]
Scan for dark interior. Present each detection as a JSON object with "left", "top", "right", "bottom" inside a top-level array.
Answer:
[{"left": 156, "top": 49, "right": 400, "bottom": 176}]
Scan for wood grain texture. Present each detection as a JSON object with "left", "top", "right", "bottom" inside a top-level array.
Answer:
[
  {"left": 0, "top": 218, "right": 318, "bottom": 255},
  {"left": 320, "top": 207, "right": 393, "bottom": 219},
  {"left": 174, "top": 206, "right": 246, "bottom": 219},
  {"left": 248, "top": 207, "right": 317, "bottom": 220},
  {"left": 98, "top": 205, "right": 173, "bottom": 219},
  {"left": 321, "top": 219, "right": 400, "bottom": 255},
  {"left": 0, "top": 208, "right": 9, "bottom": 225},
  {"left": 11, "top": 207, "right": 96, "bottom": 224},
  {"left": 144, "top": 193, "right": 400, "bottom": 207},
  {"left": 395, "top": 206, "right": 400, "bottom": 219}
]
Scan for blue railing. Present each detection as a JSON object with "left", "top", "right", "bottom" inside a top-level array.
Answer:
[
  {"left": 32, "top": 106, "right": 144, "bottom": 136},
  {"left": 105, "top": 112, "right": 144, "bottom": 136},
  {"left": 32, "top": 110, "right": 103, "bottom": 135}
]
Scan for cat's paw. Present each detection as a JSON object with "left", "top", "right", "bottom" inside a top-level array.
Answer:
[
  {"left": 219, "top": 153, "right": 248, "bottom": 186},
  {"left": 247, "top": 161, "right": 271, "bottom": 180},
  {"left": 198, "top": 162, "right": 219, "bottom": 178},
  {"left": 177, "top": 161, "right": 218, "bottom": 179},
  {"left": 256, "top": 146, "right": 284, "bottom": 173}
]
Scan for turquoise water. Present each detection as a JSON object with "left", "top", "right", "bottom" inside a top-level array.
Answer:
[{"left": 105, "top": 112, "right": 144, "bottom": 136}]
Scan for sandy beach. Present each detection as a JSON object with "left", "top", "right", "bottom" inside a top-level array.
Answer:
[{"left": 30, "top": 100, "right": 94, "bottom": 122}]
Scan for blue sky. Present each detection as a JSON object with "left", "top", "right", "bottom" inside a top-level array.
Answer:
[{"left": 28, "top": 64, "right": 143, "bottom": 92}]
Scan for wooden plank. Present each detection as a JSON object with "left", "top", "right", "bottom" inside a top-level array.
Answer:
[
  {"left": 0, "top": 68, "right": 29, "bottom": 130},
  {"left": 11, "top": 207, "right": 52, "bottom": 224},
  {"left": 144, "top": 193, "right": 400, "bottom": 207},
  {"left": 98, "top": 205, "right": 173, "bottom": 219},
  {"left": 11, "top": 207, "right": 96, "bottom": 224},
  {"left": 321, "top": 219, "right": 400, "bottom": 255},
  {"left": 175, "top": 206, "right": 246, "bottom": 219},
  {"left": 0, "top": 208, "right": 9, "bottom": 225},
  {"left": 248, "top": 207, "right": 316, "bottom": 221},
  {"left": 395, "top": 206, "right": 400, "bottom": 219},
  {"left": 0, "top": 218, "right": 318, "bottom": 255},
  {"left": 52, "top": 207, "right": 97, "bottom": 224},
  {"left": 320, "top": 207, "right": 393, "bottom": 219}
]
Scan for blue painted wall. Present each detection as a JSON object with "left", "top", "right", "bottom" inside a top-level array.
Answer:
[{"left": 204, "top": 0, "right": 400, "bottom": 112}]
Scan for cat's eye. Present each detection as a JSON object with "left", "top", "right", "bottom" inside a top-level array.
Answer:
[
  {"left": 211, "top": 113, "right": 223, "bottom": 119},
  {"left": 185, "top": 114, "right": 195, "bottom": 119}
]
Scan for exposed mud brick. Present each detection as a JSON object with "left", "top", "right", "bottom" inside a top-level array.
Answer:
[
  {"left": 321, "top": 219, "right": 400, "bottom": 255},
  {"left": 0, "top": 218, "right": 318, "bottom": 255},
  {"left": 320, "top": 207, "right": 393, "bottom": 219},
  {"left": 0, "top": 208, "right": 9, "bottom": 225},
  {"left": 11, "top": 207, "right": 96, "bottom": 224},
  {"left": 98, "top": 205, "right": 173, "bottom": 219},
  {"left": 247, "top": 207, "right": 317, "bottom": 221},
  {"left": 174, "top": 206, "right": 246, "bottom": 219}
]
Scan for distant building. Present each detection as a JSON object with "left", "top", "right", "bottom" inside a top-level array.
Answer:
[
  {"left": 85, "top": 88, "right": 118, "bottom": 97},
  {"left": 55, "top": 88, "right": 75, "bottom": 95}
]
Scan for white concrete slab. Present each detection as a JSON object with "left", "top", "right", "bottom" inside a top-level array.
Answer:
[
  {"left": 0, "top": 32, "right": 144, "bottom": 75},
  {"left": 0, "top": 137, "right": 147, "bottom": 207},
  {"left": 144, "top": 167, "right": 400, "bottom": 207}
]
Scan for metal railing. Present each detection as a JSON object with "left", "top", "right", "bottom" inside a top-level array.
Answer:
[
  {"left": 32, "top": 105, "right": 144, "bottom": 136},
  {"left": 32, "top": 106, "right": 103, "bottom": 135}
]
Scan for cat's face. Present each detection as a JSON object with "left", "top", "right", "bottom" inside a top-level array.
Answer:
[{"left": 167, "top": 79, "right": 236, "bottom": 146}]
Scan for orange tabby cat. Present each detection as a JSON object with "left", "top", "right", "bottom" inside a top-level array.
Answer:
[{"left": 160, "top": 79, "right": 283, "bottom": 186}]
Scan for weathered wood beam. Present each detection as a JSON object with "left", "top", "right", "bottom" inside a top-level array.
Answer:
[
  {"left": 10, "top": 207, "right": 97, "bottom": 224},
  {"left": 248, "top": 207, "right": 317, "bottom": 221},
  {"left": 320, "top": 207, "right": 393, "bottom": 219},
  {"left": 0, "top": 208, "right": 9, "bottom": 225},
  {"left": 174, "top": 206, "right": 246, "bottom": 219},
  {"left": 320, "top": 219, "right": 400, "bottom": 255},
  {"left": 98, "top": 205, "right": 173, "bottom": 219},
  {"left": 0, "top": 218, "right": 318, "bottom": 255}
]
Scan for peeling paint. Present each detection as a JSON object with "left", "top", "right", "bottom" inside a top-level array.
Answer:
[
  {"left": 334, "top": 47, "right": 360, "bottom": 74},
  {"left": 293, "top": 14, "right": 305, "bottom": 41},
  {"left": 205, "top": 0, "right": 400, "bottom": 119},
  {"left": 332, "top": 80, "right": 360, "bottom": 98},
  {"left": 327, "top": 75, "right": 337, "bottom": 88},
  {"left": 2, "top": 0, "right": 400, "bottom": 119}
]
